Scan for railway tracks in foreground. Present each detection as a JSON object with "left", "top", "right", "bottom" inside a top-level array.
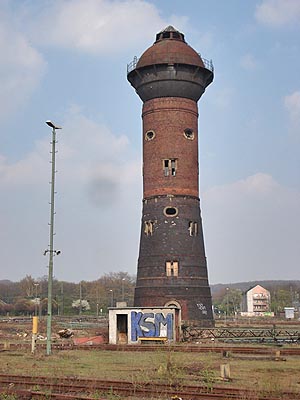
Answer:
[
  {"left": 2, "top": 342, "right": 300, "bottom": 356},
  {"left": 0, "top": 373, "right": 299, "bottom": 400}
]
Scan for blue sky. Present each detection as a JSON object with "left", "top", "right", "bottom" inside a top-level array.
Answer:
[{"left": 0, "top": 0, "right": 299, "bottom": 284}]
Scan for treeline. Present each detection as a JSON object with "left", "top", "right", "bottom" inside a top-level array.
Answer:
[
  {"left": 0, "top": 272, "right": 135, "bottom": 316},
  {"left": 1, "top": 275, "right": 299, "bottom": 317}
]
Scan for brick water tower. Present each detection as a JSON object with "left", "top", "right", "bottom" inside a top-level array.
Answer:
[{"left": 127, "top": 26, "right": 214, "bottom": 326}]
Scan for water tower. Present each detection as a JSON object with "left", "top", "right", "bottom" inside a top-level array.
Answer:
[{"left": 127, "top": 26, "right": 214, "bottom": 325}]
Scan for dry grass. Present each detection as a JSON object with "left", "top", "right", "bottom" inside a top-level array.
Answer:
[{"left": 1, "top": 347, "right": 300, "bottom": 396}]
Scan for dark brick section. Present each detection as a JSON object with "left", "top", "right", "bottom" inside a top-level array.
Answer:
[
  {"left": 135, "top": 287, "right": 214, "bottom": 326},
  {"left": 134, "top": 196, "right": 214, "bottom": 323},
  {"left": 128, "top": 63, "right": 213, "bottom": 102}
]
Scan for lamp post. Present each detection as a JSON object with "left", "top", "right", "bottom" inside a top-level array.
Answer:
[{"left": 45, "top": 120, "right": 61, "bottom": 356}]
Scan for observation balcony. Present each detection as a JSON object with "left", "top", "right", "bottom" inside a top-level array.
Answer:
[{"left": 127, "top": 55, "right": 214, "bottom": 74}]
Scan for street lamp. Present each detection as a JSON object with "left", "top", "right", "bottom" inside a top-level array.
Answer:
[{"left": 45, "top": 120, "right": 62, "bottom": 356}]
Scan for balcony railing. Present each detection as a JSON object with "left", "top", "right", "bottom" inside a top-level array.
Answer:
[
  {"left": 127, "top": 55, "right": 214, "bottom": 74},
  {"left": 201, "top": 57, "right": 214, "bottom": 72},
  {"left": 127, "top": 56, "right": 139, "bottom": 73}
]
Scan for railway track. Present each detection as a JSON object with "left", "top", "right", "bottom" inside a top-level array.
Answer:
[
  {"left": 2, "top": 342, "right": 300, "bottom": 356},
  {"left": 0, "top": 373, "right": 298, "bottom": 400}
]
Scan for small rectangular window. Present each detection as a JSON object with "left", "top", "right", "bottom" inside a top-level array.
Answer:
[
  {"left": 163, "top": 159, "right": 177, "bottom": 177},
  {"left": 171, "top": 159, "right": 176, "bottom": 176},
  {"left": 144, "top": 220, "right": 154, "bottom": 236},
  {"left": 188, "top": 221, "right": 198, "bottom": 236},
  {"left": 164, "top": 159, "right": 169, "bottom": 176},
  {"left": 166, "top": 261, "right": 178, "bottom": 277}
]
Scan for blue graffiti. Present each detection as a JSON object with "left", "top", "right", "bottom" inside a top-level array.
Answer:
[{"left": 131, "top": 311, "right": 173, "bottom": 341}]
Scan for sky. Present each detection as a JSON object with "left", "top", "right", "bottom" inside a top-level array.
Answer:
[{"left": 0, "top": 0, "right": 299, "bottom": 285}]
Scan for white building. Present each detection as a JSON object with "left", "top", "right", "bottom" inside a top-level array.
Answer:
[
  {"left": 108, "top": 306, "right": 181, "bottom": 344},
  {"left": 241, "top": 285, "right": 272, "bottom": 316}
]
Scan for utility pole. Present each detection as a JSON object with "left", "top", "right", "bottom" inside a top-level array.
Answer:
[
  {"left": 79, "top": 281, "right": 82, "bottom": 315},
  {"left": 226, "top": 287, "right": 229, "bottom": 325},
  {"left": 109, "top": 289, "right": 114, "bottom": 307},
  {"left": 45, "top": 120, "right": 62, "bottom": 355},
  {"left": 122, "top": 278, "right": 125, "bottom": 302},
  {"left": 34, "top": 283, "right": 39, "bottom": 316},
  {"left": 61, "top": 282, "right": 64, "bottom": 316}
]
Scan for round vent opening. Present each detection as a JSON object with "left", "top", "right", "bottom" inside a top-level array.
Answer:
[
  {"left": 164, "top": 207, "right": 178, "bottom": 217},
  {"left": 184, "top": 128, "right": 194, "bottom": 140},
  {"left": 145, "top": 130, "right": 155, "bottom": 141}
]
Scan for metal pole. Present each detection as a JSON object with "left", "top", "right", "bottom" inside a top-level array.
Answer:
[
  {"left": 79, "top": 281, "right": 82, "bottom": 315},
  {"left": 122, "top": 278, "right": 125, "bottom": 301},
  {"left": 226, "top": 287, "right": 229, "bottom": 325},
  {"left": 34, "top": 283, "right": 39, "bottom": 316},
  {"left": 46, "top": 126, "right": 57, "bottom": 355},
  {"left": 61, "top": 282, "right": 64, "bottom": 316}
]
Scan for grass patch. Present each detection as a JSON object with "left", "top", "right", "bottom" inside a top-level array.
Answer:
[{"left": 0, "top": 347, "right": 300, "bottom": 395}]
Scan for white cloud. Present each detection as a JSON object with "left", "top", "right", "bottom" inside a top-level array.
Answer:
[
  {"left": 212, "top": 87, "right": 236, "bottom": 109},
  {"left": 255, "top": 0, "right": 300, "bottom": 27},
  {"left": 0, "top": 107, "right": 141, "bottom": 281},
  {"left": 203, "top": 173, "right": 300, "bottom": 283},
  {"left": 240, "top": 53, "right": 259, "bottom": 71},
  {"left": 284, "top": 91, "right": 300, "bottom": 132},
  {"left": 28, "top": 0, "right": 185, "bottom": 55},
  {"left": 0, "top": 106, "right": 139, "bottom": 190},
  {"left": 0, "top": 16, "right": 46, "bottom": 120},
  {"left": 0, "top": 141, "right": 48, "bottom": 186}
]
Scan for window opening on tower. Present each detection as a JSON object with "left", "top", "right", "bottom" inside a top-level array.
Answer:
[
  {"left": 164, "top": 207, "right": 178, "bottom": 217},
  {"left": 188, "top": 221, "right": 198, "bottom": 236},
  {"left": 163, "top": 159, "right": 177, "bottom": 176},
  {"left": 144, "top": 220, "right": 154, "bottom": 236},
  {"left": 184, "top": 128, "right": 194, "bottom": 140},
  {"left": 145, "top": 130, "right": 155, "bottom": 141},
  {"left": 166, "top": 261, "right": 178, "bottom": 277}
]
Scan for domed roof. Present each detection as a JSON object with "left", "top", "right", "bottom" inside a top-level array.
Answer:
[{"left": 136, "top": 26, "right": 205, "bottom": 69}]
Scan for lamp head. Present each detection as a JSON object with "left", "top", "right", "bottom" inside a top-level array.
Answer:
[{"left": 46, "top": 120, "right": 62, "bottom": 129}]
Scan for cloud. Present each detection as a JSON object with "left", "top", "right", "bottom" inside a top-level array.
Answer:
[
  {"left": 28, "top": 0, "right": 185, "bottom": 55},
  {"left": 0, "top": 106, "right": 141, "bottom": 281},
  {"left": 240, "top": 53, "right": 259, "bottom": 71},
  {"left": 212, "top": 87, "right": 236, "bottom": 109},
  {"left": 0, "top": 141, "right": 48, "bottom": 186},
  {"left": 0, "top": 14, "right": 46, "bottom": 120},
  {"left": 284, "top": 91, "right": 300, "bottom": 133},
  {"left": 255, "top": 0, "right": 300, "bottom": 27},
  {"left": 0, "top": 105, "right": 139, "bottom": 192},
  {"left": 202, "top": 173, "right": 300, "bottom": 283}
]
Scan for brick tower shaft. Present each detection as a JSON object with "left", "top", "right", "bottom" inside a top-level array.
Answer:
[
  {"left": 143, "top": 98, "right": 199, "bottom": 198},
  {"left": 128, "top": 26, "right": 214, "bottom": 325}
]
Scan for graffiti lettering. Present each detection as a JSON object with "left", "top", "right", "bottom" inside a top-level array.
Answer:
[
  {"left": 131, "top": 311, "right": 173, "bottom": 341},
  {"left": 196, "top": 303, "right": 208, "bottom": 315}
]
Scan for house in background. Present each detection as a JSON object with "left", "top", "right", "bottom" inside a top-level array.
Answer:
[{"left": 241, "top": 285, "right": 273, "bottom": 316}]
